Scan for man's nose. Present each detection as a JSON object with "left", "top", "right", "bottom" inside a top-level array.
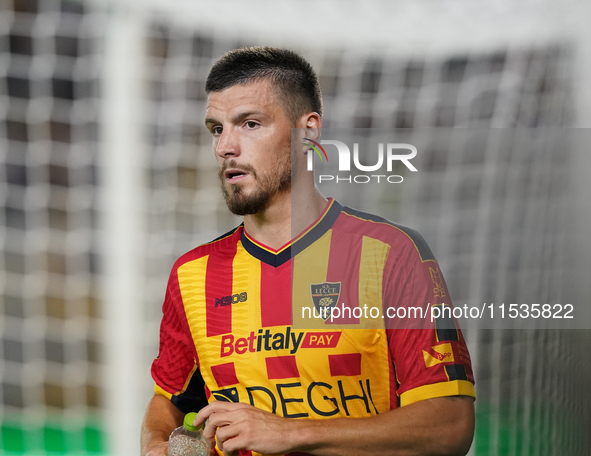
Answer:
[{"left": 215, "top": 129, "right": 239, "bottom": 158}]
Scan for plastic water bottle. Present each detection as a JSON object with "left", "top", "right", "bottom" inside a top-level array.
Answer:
[{"left": 168, "top": 412, "right": 208, "bottom": 456}]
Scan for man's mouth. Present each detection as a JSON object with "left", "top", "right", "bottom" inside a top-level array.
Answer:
[{"left": 224, "top": 168, "right": 249, "bottom": 183}]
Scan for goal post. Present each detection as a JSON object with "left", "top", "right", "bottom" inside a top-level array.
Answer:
[{"left": 98, "top": 4, "right": 149, "bottom": 456}]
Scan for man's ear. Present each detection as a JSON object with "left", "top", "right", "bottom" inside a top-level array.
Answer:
[{"left": 300, "top": 112, "right": 322, "bottom": 141}]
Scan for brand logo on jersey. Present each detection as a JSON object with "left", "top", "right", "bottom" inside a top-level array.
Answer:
[
  {"left": 310, "top": 282, "right": 341, "bottom": 321},
  {"left": 220, "top": 328, "right": 341, "bottom": 357},
  {"left": 215, "top": 292, "right": 247, "bottom": 307},
  {"left": 212, "top": 387, "right": 239, "bottom": 402},
  {"left": 422, "top": 343, "right": 454, "bottom": 368},
  {"left": 210, "top": 378, "right": 378, "bottom": 418}
]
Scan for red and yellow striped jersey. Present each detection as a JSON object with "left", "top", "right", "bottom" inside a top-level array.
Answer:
[{"left": 152, "top": 198, "right": 475, "bottom": 455}]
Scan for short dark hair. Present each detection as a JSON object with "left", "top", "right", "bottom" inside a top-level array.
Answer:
[{"left": 205, "top": 46, "right": 323, "bottom": 121}]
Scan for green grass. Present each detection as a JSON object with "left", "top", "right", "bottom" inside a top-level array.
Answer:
[
  {"left": 1, "top": 418, "right": 105, "bottom": 455},
  {"left": 474, "top": 401, "right": 587, "bottom": 455}
]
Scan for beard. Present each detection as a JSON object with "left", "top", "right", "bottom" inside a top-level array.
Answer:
[{"left": 219, "top": 153, "right": 292, "bottom": 216}]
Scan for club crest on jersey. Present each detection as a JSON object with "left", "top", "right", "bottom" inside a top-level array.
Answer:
[{"left": 310, "top": 282, "right": 341, "bottom": 321}]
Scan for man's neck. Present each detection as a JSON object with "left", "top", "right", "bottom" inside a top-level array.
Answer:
[{"left": 243, "top": 187, "right": 328, "bottom": 251}]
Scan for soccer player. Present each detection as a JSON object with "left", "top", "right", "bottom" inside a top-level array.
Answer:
[{"left": 141, "top": 47, "right": 475, "bottom": 456}]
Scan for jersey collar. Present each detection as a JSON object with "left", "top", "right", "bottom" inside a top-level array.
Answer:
[{"left": 240, "top": 198, "right": 343, "bottom": 267}]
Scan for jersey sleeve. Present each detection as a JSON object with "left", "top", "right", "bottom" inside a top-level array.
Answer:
[
  {"left": 383, "top": 228, "right": 475, "bottom": 407},
  {"left": 151, "top": 265, "right": 209, "bottom": 413}
]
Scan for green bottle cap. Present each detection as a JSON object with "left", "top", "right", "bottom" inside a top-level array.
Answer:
[{"left": 183, "top": 412, "right": 201, "bottom": 432}]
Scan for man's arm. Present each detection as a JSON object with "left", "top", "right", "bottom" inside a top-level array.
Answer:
[
  {"left": 140, "top": 394, "right": 185, "bottom": 456},
  {"left": 196, "top": 395, "right": 474, "bottom": 456}
]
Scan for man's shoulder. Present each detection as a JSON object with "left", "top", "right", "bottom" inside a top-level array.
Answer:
[
  {"left": 336, "top": 205, "right": 435, "bottom": 262},
  {"left": 173, "top": 225, "right": 243, "bottom": 270}
]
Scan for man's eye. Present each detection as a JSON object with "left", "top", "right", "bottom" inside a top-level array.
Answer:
[
  {"left": 245, "top": 121, "right": 258, "bottom": 129},
  {"left": 211, "top": 126, "right": 222, "bottom": 135}
]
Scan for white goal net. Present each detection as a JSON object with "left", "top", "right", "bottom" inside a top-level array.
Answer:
[{"left": 1, "top": 0, "right": 590, "bottom": 455}]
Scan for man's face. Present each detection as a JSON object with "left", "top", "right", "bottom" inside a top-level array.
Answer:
[{"left": 205, "top": 79, "right": 294, "bottom": 215}]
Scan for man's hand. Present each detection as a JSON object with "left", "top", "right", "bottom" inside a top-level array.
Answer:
[
  {"left": 143, "top": 441, "right": 169, "bottom": 456},
  {"left": 195, "top": 401, "right": 297, "bottom": 456},
  {"left": 193, "top": 396, "right": 474, "bottom": 456},
  {"left": 141, "top": 394, "right": 184, "bottom": 456}
]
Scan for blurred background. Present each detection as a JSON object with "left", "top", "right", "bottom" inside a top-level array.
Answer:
[{"left": 1, "top": 0, "right": 590, "bottom": 455}]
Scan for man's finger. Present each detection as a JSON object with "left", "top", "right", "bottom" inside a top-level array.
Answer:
[
  {"left": 214, "top": 425, "right": 241, "bottom": 456},
  {"left": 194, "top": 401, "right": 249, "bottom": 427},
  {"left": 200, "top": 409, "right": 243, "bottom": 450}
]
